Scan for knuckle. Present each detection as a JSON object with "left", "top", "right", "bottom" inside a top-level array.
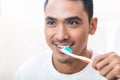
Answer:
[
  {"left": 110, "top": 53, "right": 117, "bottom": 58},
  {"left": 112, "top": 59, "right": 120, "bottom": 65},
  {"left": 115, "top": 65, "right": 120, "bottom": 76},
  {"left": 106, "top": 75, "right": 111, "bottom": 80},
  {"left": 96, "top": 64, "right": 101, "bottom": 70},
  {"left": 109, "top": 53, "right": 120, "bottom": 62},
  {"left": 99, "top": 71, "right": 106, "bottom": 77}
]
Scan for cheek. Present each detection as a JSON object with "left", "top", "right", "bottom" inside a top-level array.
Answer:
[
  {"left": 45, "top": 28, "right": 49, "bottom": 40},
  {"left": 72, "top": 28, "right": 89, "bottom": 46},
  {"left": 72, "top": 29, "right": 88, "bottom": 39},
  {"left": 72, "top": 31, "right": 89, "bottom": 53},
  {"left": 45, "top": 28, "right": 54, "bottom": 42}
]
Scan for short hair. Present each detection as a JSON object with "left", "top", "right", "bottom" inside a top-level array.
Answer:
[{"left": 44, "top": 0, "right": 93, "bottom": 22}]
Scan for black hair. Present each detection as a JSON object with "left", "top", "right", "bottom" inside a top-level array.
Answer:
[{"left": 44, "top": 0, "right": 93, "bottom": 22}]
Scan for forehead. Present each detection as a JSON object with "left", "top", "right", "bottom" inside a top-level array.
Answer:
[
  {"left": 45, "top": 0, "right": 87, "bottom": 20},
  {"left": 47, "top": 0, "right": 83, "bottom": 3},
  {"left": 46, "top": 0, "right": 84, "bottom": 10}
]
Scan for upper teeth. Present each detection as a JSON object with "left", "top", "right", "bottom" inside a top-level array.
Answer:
[{"left": 57, "top": 45, "right": 69, "bottom": 48}]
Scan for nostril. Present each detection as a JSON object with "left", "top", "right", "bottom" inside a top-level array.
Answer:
[{"left": 56, "top": 32, "right": 69, "bottom": 41}]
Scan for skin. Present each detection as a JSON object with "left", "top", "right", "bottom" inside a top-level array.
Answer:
[
  {"left": 93, "top": 52, "right": 120, "bottom": 80},
  {"left": 44, "top": 0, "right": 120, "bottom": 79}
]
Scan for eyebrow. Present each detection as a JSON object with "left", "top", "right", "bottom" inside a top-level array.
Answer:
[
  {"left": 65, "top": 16, "right": 83, "bottom": 21},
  {"left": 45, "top": 16, "right": 82, "bottom": 22},
  {"left": 45, "top": 16, "right": 56, "bottom": 21}
]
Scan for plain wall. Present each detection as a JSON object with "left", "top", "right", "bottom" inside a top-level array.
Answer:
[{"left": 0, "top": 0, "right": 120, "bottom": 80}]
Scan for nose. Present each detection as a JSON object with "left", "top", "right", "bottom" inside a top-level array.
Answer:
[{"left": 55, "top": 25, "right": 69, "bottom": 41}]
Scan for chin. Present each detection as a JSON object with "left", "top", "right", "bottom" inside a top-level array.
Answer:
[
  {"left": 56, "top": 55, "right": 75, "bottom": 64},
  {"left": 57, "top": 58, "right": 71, "bottom": 64}
]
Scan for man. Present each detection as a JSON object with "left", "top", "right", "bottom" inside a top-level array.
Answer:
[{"left": 16, "top": 0, "right": 120, "bottom": 80}]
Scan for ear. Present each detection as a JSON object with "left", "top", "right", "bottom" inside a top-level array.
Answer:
[{"left": 89, "top": 18, "right": 97, "bottom": 35}]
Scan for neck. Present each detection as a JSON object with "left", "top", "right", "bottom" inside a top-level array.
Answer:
[{"left": 52, "top": 50, "right": 93, "bottom": 74}]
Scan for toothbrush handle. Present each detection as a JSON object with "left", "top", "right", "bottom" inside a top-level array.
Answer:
[{"left": 70, "top": 53, "right": 93, "bottom": 63}]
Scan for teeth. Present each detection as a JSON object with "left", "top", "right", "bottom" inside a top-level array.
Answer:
[{"left": 57, "top": 45, "right": 70, "bottom": 48}]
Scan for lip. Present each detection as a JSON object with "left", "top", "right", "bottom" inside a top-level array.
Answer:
[{"left": 56, "top": 46, "right": 62, "bottom": 52}]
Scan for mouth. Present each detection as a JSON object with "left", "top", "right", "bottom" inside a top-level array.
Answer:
[
  {"left": 54, "top": 43, "right": 74, "bottom": 49},
  {"left": 52, "top": 41, "right": 75, "bottom": 53}
]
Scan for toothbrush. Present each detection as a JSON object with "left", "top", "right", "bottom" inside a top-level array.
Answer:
[{"left": 60, "top": 46, "right": 93, "bottom": 63}]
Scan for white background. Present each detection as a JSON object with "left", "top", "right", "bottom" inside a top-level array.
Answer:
[{"left": 0, "top": 0, "right": 120, "bottom": 80}]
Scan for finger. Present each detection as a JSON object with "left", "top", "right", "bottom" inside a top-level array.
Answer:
[
  {"left": 106, "top": 69, "right": 117, "bottom": 80},
  {"left": 92, "top": 52, "right": 117, "bottom": 69},
  {"left": 92, "top": 53, "right": 110, "bottom": 69},
  {"left": 92, "top": 53, "right": 111, "bottom": 70},
  {"left": 114, "top": 65, "right": 120, "bottom": 78},
  {"left": 99, "top": 63, "right": 113, "bottom": 77},
  {"left": 106, "top": 64, "right": 120, "bottom": 80}
]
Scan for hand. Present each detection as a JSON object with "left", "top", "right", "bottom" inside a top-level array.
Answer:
[{"left": 92, "top": 52, "right": 120, "bottom": 80}]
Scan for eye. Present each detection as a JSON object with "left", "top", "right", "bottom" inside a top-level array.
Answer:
[
  {"left": 46, "top": 20, "right": 56, "bottom": 27},
  {"left": 67, "top": 20, "right": 80, "bottom": 27}
]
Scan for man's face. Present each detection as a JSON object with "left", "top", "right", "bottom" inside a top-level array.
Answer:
[{"left": 45, "top": 0, "right": 96, "bottom": 63}]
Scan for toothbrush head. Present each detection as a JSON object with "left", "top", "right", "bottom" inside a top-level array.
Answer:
[
  {"left": 60, "top": 46, "right": 73, "bottom": 56},
  {"left": 63, "top": 46, "right": 72, "bottom": 53}
]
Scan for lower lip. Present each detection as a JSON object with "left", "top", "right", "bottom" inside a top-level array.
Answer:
[
  {"left": 56, "top": 46, "right": 61, "bottom": 52},
  {"left": 55, "top": 46, "right": 65, "bottom": 54}
]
